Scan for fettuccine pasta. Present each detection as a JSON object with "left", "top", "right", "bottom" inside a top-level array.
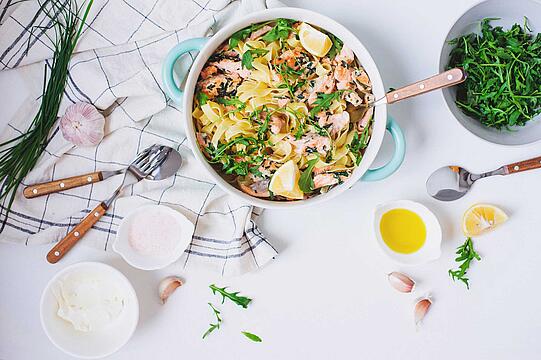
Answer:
[{"left": 192, "top": 18, "right": 374, "bottom": 201}]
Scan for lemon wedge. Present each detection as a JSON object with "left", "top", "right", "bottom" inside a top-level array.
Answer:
[
  {"left": 269, "top": 160, "right": 304, "bottom": 200},
  {"left": 298, "top": 22, "right": 332, "bottom": 57},
  {"left": 462, "top": 204, "right": 508, "bottom": 237}
]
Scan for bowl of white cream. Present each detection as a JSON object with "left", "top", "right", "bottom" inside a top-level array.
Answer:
[
  {"left": 40, "top": 262, "right": 139, "bottom": 359},
  {"left": 113, "top": 204, "right": 194, "bottom": 270}
]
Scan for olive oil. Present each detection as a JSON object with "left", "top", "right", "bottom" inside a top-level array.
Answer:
[{"left": 379, "top": 208, "right": 426, "bottom": 254}]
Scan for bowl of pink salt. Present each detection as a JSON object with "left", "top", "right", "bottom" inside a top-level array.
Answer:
[{"left": 113, "top": 205, "right": 194, "bottom": 270}]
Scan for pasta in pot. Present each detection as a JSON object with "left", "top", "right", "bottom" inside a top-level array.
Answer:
[{"left": 192, "top": 18, "right": 374, "bottom": 201}]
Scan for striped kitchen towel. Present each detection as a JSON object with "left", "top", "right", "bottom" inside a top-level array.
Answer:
[{"left": 0, "top": 0, "right": 283, "bottom": 276}]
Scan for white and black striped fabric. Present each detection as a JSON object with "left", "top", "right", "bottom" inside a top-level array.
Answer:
[{"left": 0, "top": 0, "right": 282, "bottom": 276}]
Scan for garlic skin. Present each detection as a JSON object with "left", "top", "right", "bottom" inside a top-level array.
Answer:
[
  {"left": 60, "top": 102, "right": 105, "bottom": 147},
  {"left": 159, "top": 276, "right": 183, "bottom": 304},
  {"left": 414, "top": 297, "right": 432, "bottom": 327},
  {"left": 387, "top": 272, "right": 416, "bottom": 293}
]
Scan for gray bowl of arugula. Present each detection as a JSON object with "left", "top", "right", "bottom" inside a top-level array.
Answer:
[{"left": 440, "top": 0, "right": 541, "bottom": 146}]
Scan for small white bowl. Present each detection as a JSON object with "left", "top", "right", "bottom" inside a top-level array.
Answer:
[
  {"left": 40, "top": 262, "right": 139, "bottom": 359},
  {"left": 113, "top": 204, "right": 194, "bottom": 270},
  {"left": 373, "top": 200, "right": 442, "bottom": 265}
]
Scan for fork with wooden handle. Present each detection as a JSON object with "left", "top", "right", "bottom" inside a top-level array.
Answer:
[
  {"left": 22, "top": 148, "right": 154, "bottom": 198},
  {"left": 46, "top": 145, "right": 170, "bottom": 264}
]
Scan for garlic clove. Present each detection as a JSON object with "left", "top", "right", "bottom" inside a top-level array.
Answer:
[
  {"left": 414, "top": 297, "right": 432, "bottom": 327},
  {"left": 159, "top": 276, "right": 183, "bottom": 304},
  {"left": 60, "top": 102, "right": 105, "bottom": 147},
  {"left": 387, "top": 271, "right": 416, "bottom": 293}
]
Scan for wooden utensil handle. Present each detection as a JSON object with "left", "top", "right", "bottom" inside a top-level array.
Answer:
[
  {"left": 386, "top": 68, "right": 467, "bottom": 104},
  {"left": 46, "top": 202, "right": 108, "bottom": 264},
  {"left": 24, "top": 171, "right": 103, "bottom": 198},
  {"left": 505, "top": 156, "right": 541, "bottom": 174}
]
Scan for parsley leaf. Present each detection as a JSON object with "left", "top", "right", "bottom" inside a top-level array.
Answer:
[{"left": 298, "top": 158, "right": 319, "bottom": 193}]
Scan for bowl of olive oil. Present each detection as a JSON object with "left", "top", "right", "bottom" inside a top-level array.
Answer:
[{"left": 373, "top": 200, "right": 442, "bottom": 265}]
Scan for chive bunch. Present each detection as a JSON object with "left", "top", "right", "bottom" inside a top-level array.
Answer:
[
  {"left": 448, "top": 18, "right": 541, "bottom": 129},
  {"left": 0, "top": 0, "right": 93, "bottom": 230}
]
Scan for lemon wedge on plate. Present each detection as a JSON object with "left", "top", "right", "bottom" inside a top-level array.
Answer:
[
  {"left": 462, "top": 204, "right": 508, "bottom": 236},
  {"left": 269, "top": 160, "right": 304, "bottom": 200},
  {"left": 298, "top": 22, "right": 332, "bottom": 57}
]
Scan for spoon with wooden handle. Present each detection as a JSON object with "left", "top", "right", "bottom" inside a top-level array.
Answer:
[
  {"left": 22, "top": 147, "right": 155, "bottom": 198},
  {"left": 426, "top": 155, "right": 541, "bottom": 201},
  {"left": 46, "top": 145, "right": 181, "bottom": 263},
  {"left": 367, "top": 68, "right": 467, "bottom": 107}
]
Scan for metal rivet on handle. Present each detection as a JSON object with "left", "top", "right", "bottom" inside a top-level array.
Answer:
[
  {"left": 393, "top": 93, "right": 399, "bottom": 99},
  {"left": 94, "top": 212, "right": 99, "bottom": 217},
  {"left": 74, "top": 231, "right": 80, "bottom": 237},
  {"left": 87, "top": 176, "right": 92, "bottom": 182},
  {"left": 447, "top": 74, "right": 453, "bottom": 80},
  {"left": 60, "top": 182, "right": 65, "bottom": 188},
  {"left": 32, "top": 189, "right": 37, "bottom": 194},
  {"left": 54, "top": 251, "right": 60, "bottom": 256},
  {"left": 419, "top": 84, "right": 425, "bottom": 90},
  {"left": 514, "top": 165, "right": 519, "bottom": 171}
]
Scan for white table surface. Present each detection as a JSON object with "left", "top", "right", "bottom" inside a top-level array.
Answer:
[{"left": 2, "top": 0, "right": 541, "bottom": 359}]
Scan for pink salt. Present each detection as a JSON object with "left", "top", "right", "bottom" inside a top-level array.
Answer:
[{"left": 127, "top": 210, "right": 180, "bottom": 257}]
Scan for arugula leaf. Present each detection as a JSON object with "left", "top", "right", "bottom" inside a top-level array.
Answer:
[
  {"left": 262, "top": 18, "right": 295, "bottom": 42},
  {"left": 448, "top": 237, "right": 481, "bottom": 289},
  {"left": 196, "top": 92, "right": 208, "bottom": 105},
  {"left": 257, "top": 111, "right": 271, "bottom": 140},
  {"left": 309, "top": 91, "right": 344, "bottom": 117},
  {"left": 298, "top": 158, "right": 319, "bottom": 193},
  {"left": 326, "top": 32, "right": 343, "bottom": 59},
  {"left": 241, "top": 331, "right": 262, "bottom": 342},
  {"left": 209, "top": 284, "right": 252, "bottom": 309},
  {"left": 348, "top": 123, "right": 371, "bottom": 166},
  {"left": 217, "top": 96, "right": 246, "bottom": 111},
  {"left": 242, "top": 48, "right": 269, "bottom": 69},
  {"left": 448, "top": 18, "right": 541, "bottom": 129},
  {"left": 202, "top": 303, "right": 222, "bottom": 339}
]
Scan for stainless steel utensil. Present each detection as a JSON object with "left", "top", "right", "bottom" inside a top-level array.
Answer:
[
  {"left": 426, "top": 155, "right": 541, "bottom": 201},
  {"left": 46, "top": 145, "right": 182, "bottom": 263}
]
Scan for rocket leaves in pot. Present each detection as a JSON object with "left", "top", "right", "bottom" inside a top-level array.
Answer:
[{"left": 447, "top": 18, "right": 541, "bottom": 129}]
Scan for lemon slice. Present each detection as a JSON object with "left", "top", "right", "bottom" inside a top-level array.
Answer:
[
  {"left": 462, "top": 204, "right": 508, "bottom": 236},
  {"left": 269, "top": 160, "right": 304, "bottom": 200},
  {"left": 298, "top": 23, "right": 332, "bottom": 57}
]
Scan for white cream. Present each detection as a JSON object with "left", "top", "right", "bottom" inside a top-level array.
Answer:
[{"left": 52, "top": 270, "right": 125, "bottom": 332}]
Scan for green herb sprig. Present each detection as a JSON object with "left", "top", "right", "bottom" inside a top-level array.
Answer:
[
  {"left": 210, "top": 284, "right": 253, "bottom": 309},
  {"left": 0, "top": 0, "right": 93, "bottom": 230},
  {"left": 448, "top": 18, "right": 541, "bottom": 129},
  {"left": 309, "top": 91, "right": 344, "bottom": 117},
  {"left": 242, "top": 48, "right": 269, "bottom": 69},
  {"left": 448, "top": 237, "right": 481, "bottom": 289},
  {"left": 348, "top": 123, "right": 371, "bottom": 166},
  {"left": 262, "top": 18, "right": 295, "bottom": 42},
  {"left": 298, "top": 158, "right": 319, "bottom": 193},
  {"left": 202, "top": 303, "right": 222, "bottom": 339}
]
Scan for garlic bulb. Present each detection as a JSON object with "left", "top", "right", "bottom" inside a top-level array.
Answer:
[
  {"left": 414, "top": 297, "right": 432, "bottom": 327},
  {"left": 159, "top": 276, "right": 183, "bottom": 304},
  {"left": 387, "top": 272, "right": 416, "bottom": 293},
  {"left": 60, "top": 102, "right": 105, "bottom": 147}
]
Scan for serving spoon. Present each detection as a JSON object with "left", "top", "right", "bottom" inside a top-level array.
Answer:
[
  {"left": 367, "top": 68, "right": 467, "bottom": 108},
  {"left": 426, "top": 155, "right": 541, "bottom": 201},
  {"left": 46, "top": 145, "right": 182, "bottom": 263}
]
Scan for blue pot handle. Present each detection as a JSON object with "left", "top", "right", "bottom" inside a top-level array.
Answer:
[
  {"left": 161, "top": 37, "right": 210, "bottom": 106},
  {"left": 361, "top": 116, "right": 406, "bottom": 182}
]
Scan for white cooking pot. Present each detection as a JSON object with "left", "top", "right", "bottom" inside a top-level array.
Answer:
[{"left": 161, "top": 8, "right": 405, "bottom": 209}]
